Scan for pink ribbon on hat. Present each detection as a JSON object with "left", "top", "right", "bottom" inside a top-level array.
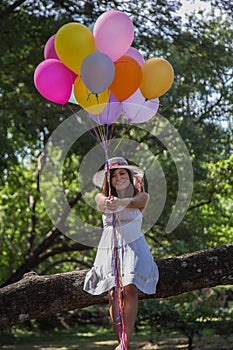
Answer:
[{"left": 104, "top": 160, "right": 128, "bottom": 169}]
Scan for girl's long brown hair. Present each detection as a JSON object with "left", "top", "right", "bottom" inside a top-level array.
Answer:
[{"left": 102, "top": 168, "right": 139, "bottom": 198}]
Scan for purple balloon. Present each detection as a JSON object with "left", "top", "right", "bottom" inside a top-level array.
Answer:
[
  {"left": 81, "top": 52, "right": 115, "bottom": 94},
  {"left": 122, "top": 88, "right": 159, "bottom": 123},
  {"left": 34, "top": 59, "right": 73, "bottom": 104},
  {"left": 44, "top": 34, "right": 59, "bottom": 60},
  {"left": 125, "top": 47, "right": 145, "bottom": 66},
  {"left": 88, "top": 94, "right": 122, "bottom": 125}
]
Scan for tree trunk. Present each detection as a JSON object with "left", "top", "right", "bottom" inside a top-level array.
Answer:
[{"left": 0, "top": 244, "right": 232, "bottom": 331}]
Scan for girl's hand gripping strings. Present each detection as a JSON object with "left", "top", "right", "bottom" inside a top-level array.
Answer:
[
  {"left": 105, "top": 196, "right": 132, "bottom": 213},
  {"left": 95, "top": 192, "right": 149, "bottom": 213}
]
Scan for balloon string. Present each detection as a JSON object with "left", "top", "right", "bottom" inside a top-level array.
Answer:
[
  {"left": 126, "top": 98, "right": 159, "bottom": 124},
  {"left": 72, "top": 87, "right": 121, "bottom": 150},
  {"left": 86, "top": 92, "right": 98, "bottom": 101},
  {"left": 112, "top": 212, "right": 127, "bottom": 350},
  {"left": 90, "top": 96, "right": 119, "bottom": 152},
  {"left": 68, "top": 105, "right": 127, "bottom": 346},
  {"left": 66, "top": 103, "right": 100, "bottom": 141},
  {"left": 92, "top": 93, "right": 114, "bottom": 147},
  {"left": 67, "top": 103, "right": 109, "bottom": 152},
  {"left": 104, "top": 154, "right": 127, "bottom": 349},
  {"left": 93, "top": 95, "right": 105, "bottom": 142},
  {"left": 86, "top": 92, "right": 109, "bottom": 147},
  {"left": 115, "top": 60, "right": 129, "bottom": 64}
]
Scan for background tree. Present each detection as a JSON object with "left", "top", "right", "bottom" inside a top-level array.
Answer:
[{"left": 0, "top": 0, "right": 232, "bottom": 333}]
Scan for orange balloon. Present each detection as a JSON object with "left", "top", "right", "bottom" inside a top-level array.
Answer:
[
  {"left": 110, "top": 56, "right": 142, "bottom": 101},
  {"left": 140, "top": 57, "right": 174, "bottom": 99},
  {"left": 73, "top": 76, "right": 109, "bottom": 115}
]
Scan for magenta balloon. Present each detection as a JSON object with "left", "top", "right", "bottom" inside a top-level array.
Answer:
[
  {"left": 34, "top": 59, "right": 73, "bottom": 104},
  {"left": 44, "top": 34, "right": 59, "bottom": 60},
  {"left": 122, "top": 89, "right": 159, "bottom": 123},
  {"left": 81, "top": 52, "right": 115, "bottom": 94},
  {"left": 125, "top": 47, "right": 145, "bottom": 66},
  {"left": 44, "top": 35, "right": 77, "bottom": 83},
  {"left": 93, "top": 10, "right": 134, "bottom": 62},
  {"left": 68, "top": 68, "right": 77, "bottom": 83},
  {"left": 88, "top": 94, "right": 122, "bottom": 125}
]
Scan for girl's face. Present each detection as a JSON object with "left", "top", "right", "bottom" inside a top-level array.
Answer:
[{"left": 111, "top": 168, "right": 130, "bottom": 193}]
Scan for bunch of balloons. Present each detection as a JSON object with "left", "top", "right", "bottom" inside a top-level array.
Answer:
[{"left": 34, "top": 10, "right": 174, "bottom": 124}]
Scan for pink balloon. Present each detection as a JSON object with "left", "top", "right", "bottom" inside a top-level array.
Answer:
[
  {"left": 93, "top": 10, "right": 134, "bottom": 62},
  {"left": 44, "top": 35, "right": 77, "bottom": 83},
  {"left": 68, "top": 68, "right": 77, "bottom": 83},
  {"left": 125, "top": 47, "right": 145, "bottom": 66},
  {"left": 88, "top": 94, "right": 122, "bottom": 125},
  {"left": 34, "top": 59, "right": 73, "bottom": 104},
  {"left": 44, "top": 34, "right": 59, "bottom": 60},
  {"left": 122, "top": 89, "right": 159, "bottom": 123}
]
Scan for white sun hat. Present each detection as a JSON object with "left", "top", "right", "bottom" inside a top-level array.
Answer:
[{"left": 92, "top": 157, "right": 144, "bottom": 188}]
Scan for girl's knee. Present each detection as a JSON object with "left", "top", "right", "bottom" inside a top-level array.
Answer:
[
  {"left": 109, "top": 285, "right": 138, "bottom": 301},
  {"left": 124, "top": 284, "right": 138, "bottom": 298},
  {"left": 108, "top": 288, "right": 115, "bottom": 303}
]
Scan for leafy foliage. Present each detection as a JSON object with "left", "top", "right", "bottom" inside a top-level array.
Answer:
[
  {"left": 138, "top": 287, "right": 233, "bottom": 350},
  {"left": 0, "top": 2, "right": 232, "bottom": 335}
]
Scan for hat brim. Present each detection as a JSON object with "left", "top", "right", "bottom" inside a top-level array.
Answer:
[{"left": 92, "top": 165, "right": 144, "bottom": 188}]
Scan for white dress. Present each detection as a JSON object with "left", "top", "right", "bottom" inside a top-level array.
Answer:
[{"left": 83, "top": 207, "right": 159, "bottom": 295}]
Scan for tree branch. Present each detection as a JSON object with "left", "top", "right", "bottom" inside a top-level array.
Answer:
[
  {"left": 1, "top": 0, "right": 27, "bottom": 16},
  {"left": 0, "top": 244, "right": 232, "bottom": 331},
  {"left": 37, "top": 242, "right": 91, "bottom": 262},
  {"left": 41, "top": 258, "right": 91, "bottom": 274},
  {"left": 188, "top": 199, "right": 212, "bottom": 211},
  {"left": 1, "top": 191, "right": 85, "bottom": 287}
]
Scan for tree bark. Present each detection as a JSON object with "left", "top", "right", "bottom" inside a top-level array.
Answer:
[{"left": 0, "top": 244, "right": 232, "bottom": 331}]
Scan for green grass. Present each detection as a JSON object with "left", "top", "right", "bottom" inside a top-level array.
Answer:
[{"left": 1, "top": 326, "right": 233, "bottom": 349}]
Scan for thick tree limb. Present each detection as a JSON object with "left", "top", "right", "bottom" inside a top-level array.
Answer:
[{"left": 0, "top": 244, "right": 233, "bottom": 331}]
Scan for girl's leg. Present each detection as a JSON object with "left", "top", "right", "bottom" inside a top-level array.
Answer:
[
  {"left": 123, "top": 284, "right": 138, "bottom": 344},
  {"left": 109, "top": 284, "right": 138, "bottom": 349},
  {"left": 109, "top": 288, "right": 120, "bottom": 341}
]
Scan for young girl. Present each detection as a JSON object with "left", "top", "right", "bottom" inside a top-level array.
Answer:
[{"left": 83, "top": 157, "right": 159, "bottom": 349}]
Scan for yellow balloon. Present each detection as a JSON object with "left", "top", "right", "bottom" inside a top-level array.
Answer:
[
  {"left": 74, "top": 76, "right": 109, "bottom": 114},
  {"left": 55, "top": 22, "right": 95, "bottom": 74},
  {"left": 140, "top": 58, "right": 174, "bottom": 99}
]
